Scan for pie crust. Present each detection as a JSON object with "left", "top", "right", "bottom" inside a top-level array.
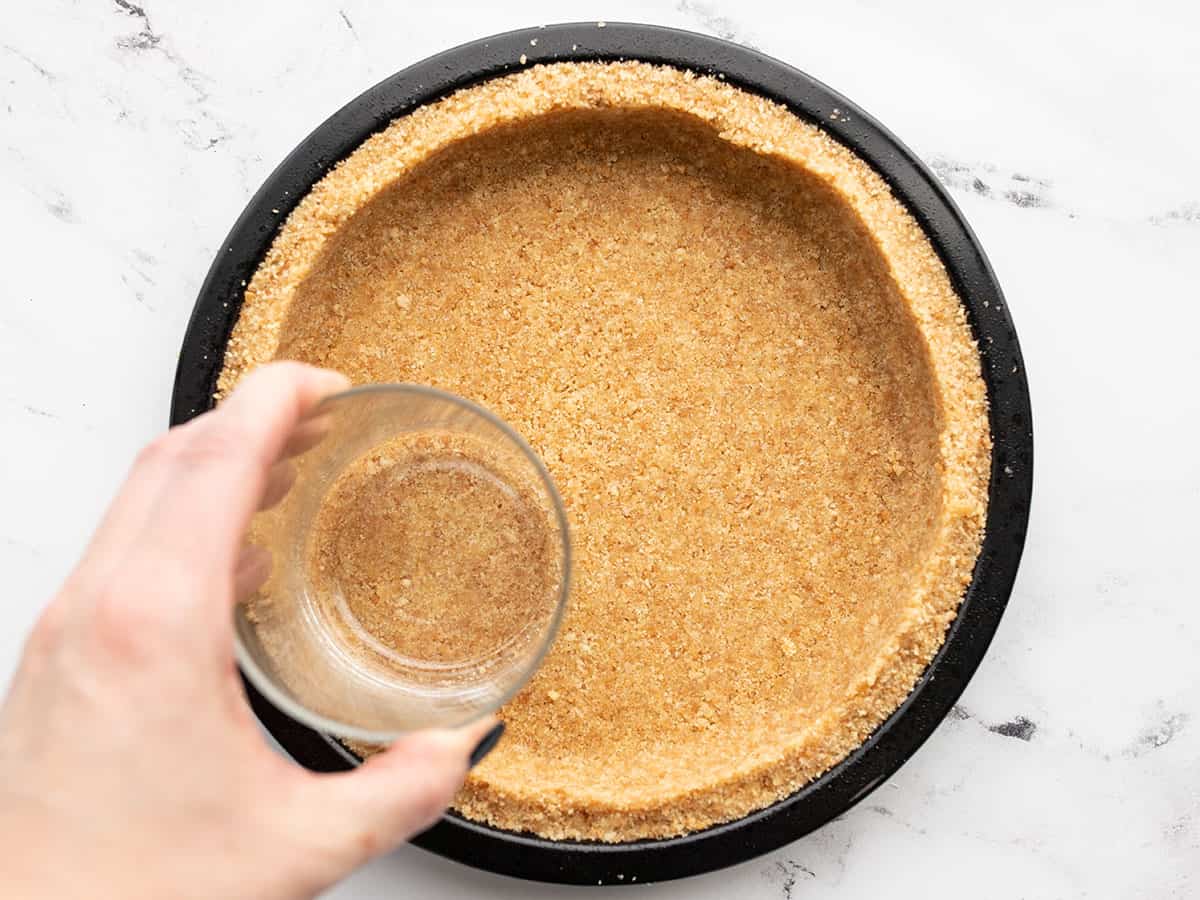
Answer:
[{"left": 220, "top": 62, "right": 991, "bottom": 842}]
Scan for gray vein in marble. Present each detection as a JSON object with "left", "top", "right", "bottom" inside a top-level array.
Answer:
[
  {"left": 928, "top": 155, "right": 1053, "bottom": 209},
  {"left": 130, "top": 247, "right": 157, "bottom": 268},
  {"left": 762, "top": 825, "right": 856, "bottom": 890},
  {"left": 113, "top": 0, "right": 158, "bottom": 49},
  {"left": 948, "top": 703, "right": 971, "bottom": 720},
  {"left": 1125, "top": 712, "right": 1188, "bottom": 758},
  {"left": 988, "top": 715, "right": 1038, "bottom": 742},
  {"left": 110, "top": 0, "right": 232, "bottom": 150},
  {"left": 952, "top": 705, "right": 1039, "bottom": 742},
  {"left": 45, "top": 193, "right": 76, "bottom": 224},
  {"left": 867, "top": 806, "right": 929, "bottom": 837},
  {"left": 126, "top": 246, "right": 160, "bottom": 292},
  {"left": 100, "top": 89, "right": 134, "bottom": 124},
  {"left": 114, "top": 0, "right": 149, "bottom": 19},
  {"left": 764, "top": 859, "right": 816, "bottom": 899},
  {"left": 3, "top": 144, "right": 79, "bottom": 223},
  {"left": 675, "top": 0, "right": 759, "bottom": 48},
  {"left": 120, "top": 271, "right": 156, "bottom": 311},
  {"left": 1, "top": 44, "right": 56, "bottom": 81},
  {"left": 339, "top": 10, "right": 359, "bottom": 40},
  {"left": 7, "top": 398, "right": 99, "bottom": 435},
  {"left": 817, "top": 828, "right": 854, "bottom": 885},
  {"left": 1150, "top": 201, "right": 1200, "bottom": 225},
  {"left": 1165, "top": 814, "right": 1199, "bottom": 851}
]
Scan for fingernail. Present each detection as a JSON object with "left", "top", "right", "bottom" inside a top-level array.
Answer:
[{"left": 469, "top": 722, "right": 505, "bottom": 769}]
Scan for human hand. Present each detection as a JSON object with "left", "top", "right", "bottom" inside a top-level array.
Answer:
[{"left": 0, "top": 362, "right": 503, "bottom": 900}]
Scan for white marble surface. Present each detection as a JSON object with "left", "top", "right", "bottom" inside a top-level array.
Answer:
[{"left": 2, "top": 1, "right": 1198, "bottom": 896}]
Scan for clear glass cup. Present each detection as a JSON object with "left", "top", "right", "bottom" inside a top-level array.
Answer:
[{"left": 236, "top": 384, "right": 570, "bottom": 743}]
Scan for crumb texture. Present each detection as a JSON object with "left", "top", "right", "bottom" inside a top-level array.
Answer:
[
  {"left": 222, "top": 62, "right": 991, "bottom": 841},
  {"left": 309, "top": 431, "right": 559, "bottom": 666}
]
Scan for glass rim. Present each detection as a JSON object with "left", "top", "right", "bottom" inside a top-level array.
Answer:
[{"left": 235, "top": 381, "right": 573, "bottom": 745}]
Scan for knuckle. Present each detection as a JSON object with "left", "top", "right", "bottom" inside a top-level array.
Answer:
[
  {"left": 91, "top": 615, "right": 143, "bottom": 664},
  {"left": 26, "top": 601, "right": 68, "bottom": 657},
  {"left": 134, "top": 431, "right": 178, "bottom": 471},
  {"left": 141, "top": 415, "right": 262, "bottom": 474},
  {"left": 88, "top": 583, "right": 165, "bottom": 665},
  {"left": 91, "top": 585, "right": 138, "bottom": 633},
  {"left": 176, "top": 421, "right": 253, "bottom": 469}
]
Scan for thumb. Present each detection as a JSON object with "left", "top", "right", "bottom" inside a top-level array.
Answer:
[{"left": 306, "top": 718, "right": 504, "bottom": 869}]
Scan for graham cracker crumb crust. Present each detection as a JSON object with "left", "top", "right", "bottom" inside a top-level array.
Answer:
[
  {"left": 221, "top": 62, "right": 991, "bottom": 842},
  {"left": 309, "top": 430, "right": 560, "bottom": 667}
]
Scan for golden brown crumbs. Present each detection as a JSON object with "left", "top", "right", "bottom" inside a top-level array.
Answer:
[
  {"left": 222, "top": 61, "right": 991, "bottom": 842},
  {"left": 309, "top": 431, "right": 559, "bottom": 667}
]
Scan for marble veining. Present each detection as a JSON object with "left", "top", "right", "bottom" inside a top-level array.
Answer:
[
  {"left": 1, "top": 1, "right": 1197, "bottom": 898},
  {"left": 675, "top": 0, "right": 759, "bottom": 49},
  {"left": 111, "top": 0, "right": 232, "bottom": 150},
  {"left": 950, "top": 705, "right": 1040, "bottom": 742},
  {"left": 1150, "top": 201, "right": 1200, "bottom": 225},
  {"left": 928, "top": 155, "right": 1055, "bottom": 209}
]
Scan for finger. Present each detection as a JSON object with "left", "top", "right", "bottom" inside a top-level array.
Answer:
[
  {"left": 138, "top": 363, "right": 349, "bottom": 570},
  {"left": 259, "top": 460, "right": 296, "bottom": 511},
  {"left": 282, "top": 413, "right": 334, "bottom": 459},
  {"left": 219, "top": 362, "right": 350, "bottom": 472},
  {"left": 305, "top": 718, "right": 503, "bottom": 868},
  {"left": 233, "top": 545, "right": 272, "bottom": 602},
  {"left": 68, "top": 367, "right": 346, "bottom": 596}
]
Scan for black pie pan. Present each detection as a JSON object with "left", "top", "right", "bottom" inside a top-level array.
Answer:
[{"left": 170, "top": 22, "right": 1033, "bottom": 886}]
